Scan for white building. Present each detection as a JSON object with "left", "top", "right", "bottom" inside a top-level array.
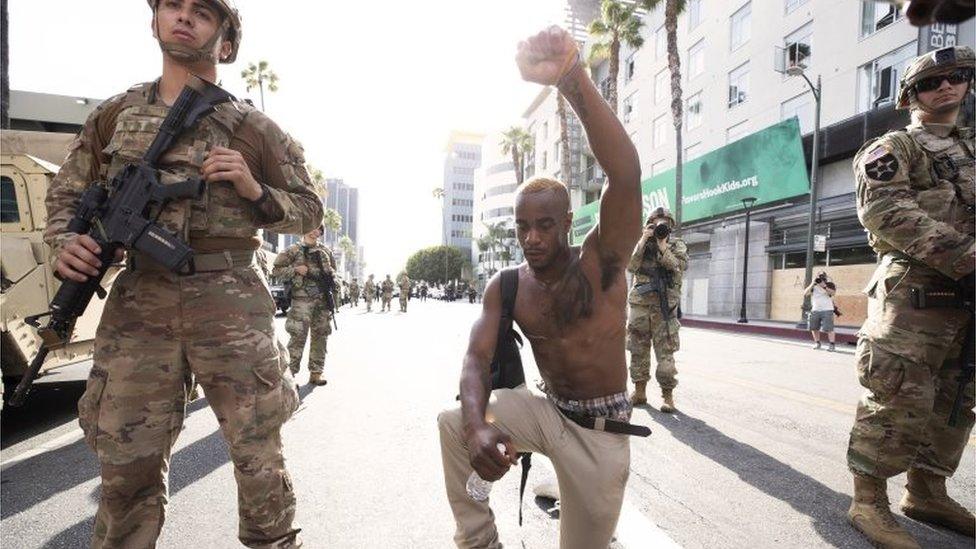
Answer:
[
  {"left": 442, "top": 131, "right": 484, "bottom": 263},
  {"left": 567, "top": 0, "right": 973, "bottom": 324},
  {"left": 472, "top": 131, "right": 523, "bottom": 286}
]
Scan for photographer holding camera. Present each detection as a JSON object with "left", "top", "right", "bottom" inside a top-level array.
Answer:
[
  {"left": 804, "top": 272, "right": 837, "bottom": 351},
  {"left": 626, "top": 207, "right": 689, "bottom": 411}
]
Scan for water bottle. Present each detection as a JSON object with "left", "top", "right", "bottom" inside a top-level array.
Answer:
[{"left": 466, "top": 443, "right": 508, "bottom": 501}]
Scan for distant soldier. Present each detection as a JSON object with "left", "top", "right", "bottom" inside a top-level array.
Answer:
[
  {"left": 273, "top": 226, "right": 335, "bottom": 386},
  {"left": 349, "top": 277, "right": 361, "bottom": 307},
  {"left": 626, "top": 207, "right": 688, "bottom": 413},
  {"left": 467, "top": 285, "right": 477, "bottom": 304},
  {"left": 398, "top": 273, "right": 412, "bottom": 312},
  {"left": 381, "top": 274, "right": 394, "bottom": 312},
  {"left": 420, "top": 283, "right": 429, "bottom": 302},
  {"left": 364, "top": 274, "right": 376, "bottom": 312},
  {"left": 846, "top": 46, "right": 975, "bottom": 548}
]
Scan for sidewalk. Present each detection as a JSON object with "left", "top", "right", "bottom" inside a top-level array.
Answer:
[{"left": 681, "top": 315, "right": 860, "bottom": 345}]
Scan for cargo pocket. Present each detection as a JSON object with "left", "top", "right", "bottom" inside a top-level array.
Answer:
[
  {"left": 77, "top": 367, "right": 109, "bottom": 450},
  {"left": 856, "top": 342, "right": 906, "bottom": 404},
  {"left": 253, "top": 351, "right": 299, "bottom": 434}
]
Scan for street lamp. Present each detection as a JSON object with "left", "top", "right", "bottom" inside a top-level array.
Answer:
[
  {"left": 737, "top": 197, "right": 758, "bottom": 324},
  {"left": 786, "top": 67, "right": 823, "bottom": 329}
]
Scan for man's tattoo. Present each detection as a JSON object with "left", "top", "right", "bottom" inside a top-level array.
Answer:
[
  {"left": 551, "top": 258, "right": 593, "bottom": 328},
  {"left": 558, "top": 75, "right": 589, "bottom": 121}
]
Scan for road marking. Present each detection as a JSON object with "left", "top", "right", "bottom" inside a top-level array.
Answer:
[
  {"left": 616, "top": 498, "right": 681, "bottom": 548},
  {"left": 1, "top": 428, "right": 84, "bottom": 473}
]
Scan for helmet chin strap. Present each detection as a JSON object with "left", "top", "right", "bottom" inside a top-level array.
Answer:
[{"left": 154, "top": 14, "right": 229, "bottom": 65}]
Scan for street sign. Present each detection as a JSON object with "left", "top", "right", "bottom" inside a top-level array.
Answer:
[
  {"left": 814, "top": 234, "right": 827, "bottom": 252},
  {"left": 570, "top": 118, "right": 810, "bottom": 244}
]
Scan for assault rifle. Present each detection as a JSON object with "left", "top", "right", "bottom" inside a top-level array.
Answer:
[
  {"left": 301, "top": 246, "right": 339, "bottom": 330},
  {"left": 634, "top": 239, "right": 674, "bottom": 322},
  {"left": 8, "top": 76, "right": 235, "bottom": 407}
]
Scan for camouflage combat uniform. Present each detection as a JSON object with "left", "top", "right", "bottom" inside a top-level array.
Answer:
[
  {"left": 381, "top": 277, "right": 394, "bottom": 312},
  {"left": 47, "top": 79, "right": 322, "bottom": 548},
  {"left": 364, "top": 277, "right": 376, "bottom": 312},
  {"left": 398, "top": 275, "right": 411, "bottom": 312},
  {"left": 626, "top": 229, "right": 688, "bottom": 391},
  {"left": 272, "top": 241, "right": 335, "bottom": 376},
  {"left": 845, "top": 46, "right": 975, "bottom": 546},
  {"left": 349, "top": 279, "right": 361, "bottom": 307}
]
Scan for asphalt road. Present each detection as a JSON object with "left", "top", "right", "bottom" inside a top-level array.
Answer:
[{"left": 1, "top": 299, "right": 973, "bottom": 548}]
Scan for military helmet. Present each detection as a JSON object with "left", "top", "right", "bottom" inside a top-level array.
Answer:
[
  {"left": 646, "top": 206, "right": 676, "bottom": 227},
  {"left": 147, "top": 0, "right": 242, "bottom": 64},
  {"left": 897, "top": 46, "right": 975, "bottom": 109}
]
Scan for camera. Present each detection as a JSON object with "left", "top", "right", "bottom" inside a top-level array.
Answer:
[
  {"left": 653, "top": 223, "right": 671, "bottom": 240},
  {"left": 814, "top": 271, "right": 829, "bottom": 285}
]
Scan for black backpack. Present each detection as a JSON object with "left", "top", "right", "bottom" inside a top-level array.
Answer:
[
  {"left": 491, "top": 267, "right": 533, "bottom": 526},
  {"left": 490, "top": 267, "right": 524, "bottom": 390}
]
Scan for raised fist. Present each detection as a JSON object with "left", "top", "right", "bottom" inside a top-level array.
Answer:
[{"left": 516, "top": 26, "right": 580, "bottom": 86}]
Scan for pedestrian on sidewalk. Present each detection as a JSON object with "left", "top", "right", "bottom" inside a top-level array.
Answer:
[
  {"left": 438, "top": 26, "right": 646, "bottom": 549},
  {"left": 48, "top": 1, "right": 319, "bottom": 545},
  {"left": 625, "top": 208, "right": 688, "bottom": 412},
  {"left": 845, "top": 46, "right": 975, "bottom": 549},
  {"left": 804, "top": 272, "right": 837, "bottom": 351}
]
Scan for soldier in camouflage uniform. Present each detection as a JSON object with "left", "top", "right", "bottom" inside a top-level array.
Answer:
[
  {"left": 398, "top": 273, "right": 411, "bottom": 312},
  {"left": 46, "top": 1, "right": 322, "bottom": 546},
  {"left": 625, "top": 207, "right": 688, "bottom": 413},
  {"left": 381, "top": 274, "right": 395, "bottom": 312},
  {"left": 364, "top": 274, "right": 376, "bottom": 312},
  {"left": 846, "top": 46, "right": 975, "bottom": 548},
  {"left": 349, "top": 277, "right": 361, "bottom": 307},
  {"left": 272, "top": 226, "right": 335, "bottom": 386}
]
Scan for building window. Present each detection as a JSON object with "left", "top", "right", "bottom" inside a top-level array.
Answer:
[
  {"left": 687, "top": 39, "right": 705, "bottom": 79},
  {"left": 655, "top": 69, "right": 669, "bottom": 104},
  {"left": 861, "top": 1, "right": 901, "bottom": 37},
  {"left": 727, "top": 120, "right": 749, "bottom": 142},
  {"left": 728, "top": 62, "right": 750, "bottom": 107},
  {"left": 625, "top": 51, "right": 637, "bottom": 83},
  {"left": 1, "top": 176, "right": 19, "bottom": 223},
  {"left": 650, "top": 159, "right": 666, "bottom": 177},
  {"left": 655, "top": 25, "right": 666, "bottom": 59},
  {"left": 784, "top": 22, "right": 812, "bottom": 70},
  {"left": 542, "top": 150, "right": 548, "bottom": 170},
  {"left": 685, "top": 92, "right": 702, "bottom": 129},
  {"left": 653, "top": 115, "right": 669, "bottom": 148},
  {"left": 781, "top": 92, "right": 813, "bottom": 134},
  {"left": 623, "top": 92, "right": 637, "bottom": 123},
  {"left": 857, "top": 41, "right": 916, "bottom": 112},
  {"left": 688, "top": 0, "right": 703, "bottom": 30},
  {"left": 542, "top": 121, "right": 548, "bottom": 140},
  {"left": 685, "top": 142, "right": 702, "bottom": 161},
  {"left": 553, "top": 141, "right": 560, "bottom": 165},
  {"left": 730, "top": 3, "right": 751, "bottom": 51}
]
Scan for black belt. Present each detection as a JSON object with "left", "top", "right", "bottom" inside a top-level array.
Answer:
[
  {"left": 910, "top": 287, "right": 970, "bottom": 309},
  {"left": 557, "top": 407, "right": 652, "bottom": 437}
]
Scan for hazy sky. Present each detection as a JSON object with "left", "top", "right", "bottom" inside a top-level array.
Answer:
[{"left": 8, "top": 0, "right": 566, "bottom": 275}]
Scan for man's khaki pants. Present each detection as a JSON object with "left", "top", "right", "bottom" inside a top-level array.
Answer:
[{"left": 437, "top": 388, "right": 630, "bottom": 549}]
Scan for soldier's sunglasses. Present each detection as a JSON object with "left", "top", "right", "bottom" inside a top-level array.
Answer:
[{"left": 914, "top": 68, "right": 974, "bottom": 93}]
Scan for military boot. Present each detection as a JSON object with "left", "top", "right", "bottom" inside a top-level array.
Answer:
[
  {"left": 631, "top": 381, "right": 647, "bottom": 406},
  {"left": 660, "top": 389, "right": 677, "bottom": 414},
  {"left": 848, "top": 474, "right": 920, "bottom": 549},
  {"left": 308, "top": 373, "right": 328, "bottom": 386},
  {"left": 900, "top": 468, "right": 975, "bottom": 537}
]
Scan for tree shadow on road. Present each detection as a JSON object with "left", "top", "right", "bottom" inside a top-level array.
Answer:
[{"left": 640, "top": 408, "right": 971, "bottom": 549}]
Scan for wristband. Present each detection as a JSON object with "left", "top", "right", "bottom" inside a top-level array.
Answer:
[
  {"left": 556, "top": 51, "right": 583, "bottom": 90},
  {"left": 251, "top": 183, "right": 270, "bottom": 205}
]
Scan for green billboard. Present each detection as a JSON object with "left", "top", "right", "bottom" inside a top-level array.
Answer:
[{"left": 571, "top": 117, "right": 810, "bottom": 245}]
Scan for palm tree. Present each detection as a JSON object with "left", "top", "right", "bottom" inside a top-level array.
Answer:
[
  {"left": 588, "top": 0, "right": 645, "bottom": 114},
  {"left": 499, "top": 127, "right": 534, "bottom": 184},
  {"left": 338, "top": 235, "right": 356, "bottom": 273},
  {"left": 240, "top": 60, "right": 279, "bottom": 111},
  {"left": 484, "top": 221, "right": 509, "bottom": 268},
  {"left": 644, "top": 0, "right": 687, "bottom": 229},
  {"left": 556, "top": 94, "right": 573, "bottom": 190},
  {"left": 323, "top": 207, "right": 342, "bottom": 243},
  {"left": 476, "top": 235, "right": 494, "bottom": 274}
]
